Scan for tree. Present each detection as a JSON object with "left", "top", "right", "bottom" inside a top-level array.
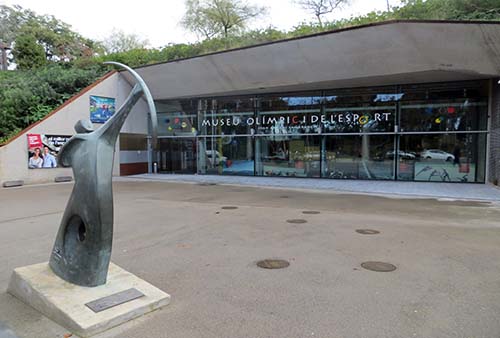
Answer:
[
  {"left": 12, "top": 33, "right": 46, "bottom": 70},
  {"left": 0, "top": 5, "right": 101, "bottom": 67},
  {"left": 181, "top": 0, "right": 267, "bottom": 40},
  {"left": 0, "top": 63, "right": 105, "bottom": 143},
  {"left": 295, "top": 0, "right": 350, "bottom": 27},
  {"left": 102, "top": 29, "right": 149, "bottom": 54}
]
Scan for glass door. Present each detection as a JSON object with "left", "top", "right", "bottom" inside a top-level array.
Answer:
[{"left": 158, "top": 138, "right": 197, "bottom": 174}]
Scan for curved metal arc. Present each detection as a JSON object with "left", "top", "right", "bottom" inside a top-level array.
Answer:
[{"left": 104, "top": 61, "right": 158, "bottom": 149}]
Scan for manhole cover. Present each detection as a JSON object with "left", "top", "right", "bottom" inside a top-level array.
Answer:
[
  {"left": 198, "top": 183, "right": 217, "bottom": 186},
  {"left": 302, "top": 211, "right": 320, "bottom": 214},
  {"left": 221, "top": 206, "right": 238, "bottom": 210},
  {"left": 286, "top": 219, "right": 307, "bottom": 224},
  {"left": 279, "top": 195, "right": 289, "bottom": 198},
  {"left": 356, "top": 229, "right": 380, "bottom": 235},
  {"left": 361, "top": 261, "right": 396, "bottom": 272},
  {"left": 257, "top": 259, "right": 290, "bottom": 269}
]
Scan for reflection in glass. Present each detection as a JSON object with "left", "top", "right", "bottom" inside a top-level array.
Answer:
[
  {"left": 154, "top": 80, "right": 488, "bottom": 183},
  {"left": 158, "top": 138, "right": 197, "bottom": 174},
  {"left": 199, "top": 97, "right": 255, "bottom": 135},
  {"left": 257, "top": 93, "right": 322, "bottom": 135},
  {"left": 323, "top": 86, "right": 398, "bottom": 133},
  {"left": 256, "top": 135, "right": 321, "bottom": 178},
  {"left": 323, "top": 135, "right": 395, "bottom": 180},
  {"left": 156, "top": 100, "right": 198, "bottom": 136},
  {"left": 400, "top": 81, "right": 488, "bottom": 132},
  {"left": 198, "top": 136, "right": 254, "bottom": 176},
  {"left": 400, "top": 102, "right": 487, "bottom": 132},
  {"left": 398, "top": 133, "right": 486, "bottom": 183}
]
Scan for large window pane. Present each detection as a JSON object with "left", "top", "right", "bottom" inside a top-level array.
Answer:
[
  {"left": 158, "top": 138, "right": 197, "bottom": 173},
  {"left": 156, "top": 100, "right": 198, "bottom": 136},
  {"left": 398, "top": 133, "right": 486, "bottom": 183},
  {"left": 198, "top": 136, "right": 254, "bottom": 176},
  {"left": 256, "top": 135, "right": 321, "bottom": 177},
  {"left": 400, "top": 81, "right": 488, "bottom": 132},
  {"left": 198, "top": 97, "right": 255, "bottom": 135},
  {"left": 322, "top": 135, "right": 395, "bottom": 180},
  {"left": 323, "top": 86, "right": 398, "bottom": 133},
  {"left": 257, "top": 93, "right": 322, "bottom": 135}
]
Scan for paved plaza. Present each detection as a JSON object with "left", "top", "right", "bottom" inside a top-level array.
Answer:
[{"left": 1, "top": 180, "right": 500, "bottom": 338}]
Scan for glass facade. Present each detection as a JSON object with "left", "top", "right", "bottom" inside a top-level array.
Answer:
[{"left": 154, "top": 80, "right": 489, "bottom": 183}]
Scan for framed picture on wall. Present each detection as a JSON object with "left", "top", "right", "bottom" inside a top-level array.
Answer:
[{"left": 90, "top": 95, "right": 116, "bottom": 123}]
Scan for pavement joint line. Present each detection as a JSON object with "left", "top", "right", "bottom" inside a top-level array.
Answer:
[{"left": 0, "top": 211, "right": 63, "bottom": 224}]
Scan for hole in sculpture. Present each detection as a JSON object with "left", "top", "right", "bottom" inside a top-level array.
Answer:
[
  {"left": 65, "top": 215, "right": 87, "bottom": 247},
  {"left": 78, "top": 222, "right": 86, "bottom": 242}
]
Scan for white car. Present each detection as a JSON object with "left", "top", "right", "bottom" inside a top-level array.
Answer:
[
  {"left": 385, "top": 150, "right": 416, "bottom": 160},
  {"left": 421, "top": 149, "right": 455, "bottom": 161}
]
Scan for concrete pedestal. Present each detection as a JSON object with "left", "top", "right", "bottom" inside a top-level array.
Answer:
[{"left": 7, "top": 262, "right": 170, "bottom": 337}]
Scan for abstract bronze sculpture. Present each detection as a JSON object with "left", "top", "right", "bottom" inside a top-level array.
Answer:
[{"left": 49, "top": 62, "right": 157, "bottom": 287}]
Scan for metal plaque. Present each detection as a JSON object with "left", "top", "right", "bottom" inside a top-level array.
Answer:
[{"left": 85, "top": 288, "right": 145, "bottom": 313}]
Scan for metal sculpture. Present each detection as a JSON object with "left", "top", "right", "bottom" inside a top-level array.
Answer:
[{"left": 49, "top": 62, "right": 157, "bottom": 287}]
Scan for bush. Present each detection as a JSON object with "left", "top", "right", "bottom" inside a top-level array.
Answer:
[{"left": 0, "top": 63, "right": 106, "bottom": 143}]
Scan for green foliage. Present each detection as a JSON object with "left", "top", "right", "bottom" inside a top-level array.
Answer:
[
  {"left": 392, "top": 0, "right": 500, "bottom": 20},
  {"left": 0, "top": 64, "right": 106, "bottom": 143},
  {"left": 2, "top": 0, "right": 499, "bottom": 144},
  {"left": 12, "top": 33, "right": 47, "bottom": 70},
  {"left": 0, "top": 4, "right": 102, "bottom": 68}
]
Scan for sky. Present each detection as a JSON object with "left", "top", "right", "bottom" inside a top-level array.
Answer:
[{"left": 1, "top": 0, "right": 393, "bottom": 47}]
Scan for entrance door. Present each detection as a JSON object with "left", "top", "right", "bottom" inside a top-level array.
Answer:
[{"left": 159, "top": 138, "right": 197, "bottom": 174}]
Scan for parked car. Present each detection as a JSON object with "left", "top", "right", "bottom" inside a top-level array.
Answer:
[
  {"left": 206, "top": 150, "right": 227, "bottom": 166},
  {"left": 385, "top": 150, "right": 416, "bottom": 160},
  {"left": 421, "top": 149, "right": 455, "bottom": 161}
]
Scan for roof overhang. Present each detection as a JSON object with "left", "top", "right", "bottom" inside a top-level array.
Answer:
[{"left": 121, "top": 21, "right": 500, "bottom": 100}]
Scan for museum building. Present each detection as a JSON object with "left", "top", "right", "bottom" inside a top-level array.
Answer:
[{"left": 1, "top": 20, "right": 500, "bottom": 186}]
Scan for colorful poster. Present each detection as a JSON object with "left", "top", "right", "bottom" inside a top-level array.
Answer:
[
  {"left": 90, "top": 96, "right": 116, "bottom": 123},
  {"left": 27, "top": 134, "right": 71, "bottom": 169}
]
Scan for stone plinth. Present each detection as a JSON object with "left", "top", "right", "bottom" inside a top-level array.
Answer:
[{"left": 7, "top": 262, "right": 170, "bottom": 337}]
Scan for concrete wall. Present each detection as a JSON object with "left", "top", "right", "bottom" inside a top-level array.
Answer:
[
  {"left": 117, "top": 74, "right": 149, "bottom": 135},
  {"left": 0, "top": 73, "right": 129, "bottom": 185},
  {"left": 117, "top": 74, "right": 150, "bottom": 175},
  {"left": 0, "top": 70, "right": 153, "bottom": 186},
  {"left": 0, "top": 72, "right": 118, "bottom": 185},
  {"left": 489, "top": 80, "right": 500, "bottom": 185}
]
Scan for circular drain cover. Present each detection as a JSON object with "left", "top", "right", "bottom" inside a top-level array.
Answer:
[
  {"left": 356, "top": 229, "right": 380, "bottom": 235},
  {"left": 302, "top": 211, "right": 320, "bottom": 215},
  {"left": 221, "top": 206, "right": 238, "bottom": 210},
  {"left": 361, "top": 261, "right": 396, "bottom": 272},
  {"left": 257, "top": 259, "right": 290, "bottom": 269},
  {"left": 286, "top": 219, "right": 307, "bottom": 224}
]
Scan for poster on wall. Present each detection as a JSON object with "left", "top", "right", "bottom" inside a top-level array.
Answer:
[
  {"left": 90, "top": 95, "right": 116, "bottom": 123},
  {"left": 27, "top": 134, "right": 71, "bottom": 169}
]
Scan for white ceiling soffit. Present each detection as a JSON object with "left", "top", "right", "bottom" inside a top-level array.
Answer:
[{"left": 118, "top": 21, "right": 500, "bottom": 100}]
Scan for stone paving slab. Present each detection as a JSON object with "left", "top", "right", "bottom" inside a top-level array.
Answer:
[
  {"left": 1, "top": 181, "right": 500, "bottom": 338},
  {"left": 122, "top": 174, "right": 500, "bottom": 201}
]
